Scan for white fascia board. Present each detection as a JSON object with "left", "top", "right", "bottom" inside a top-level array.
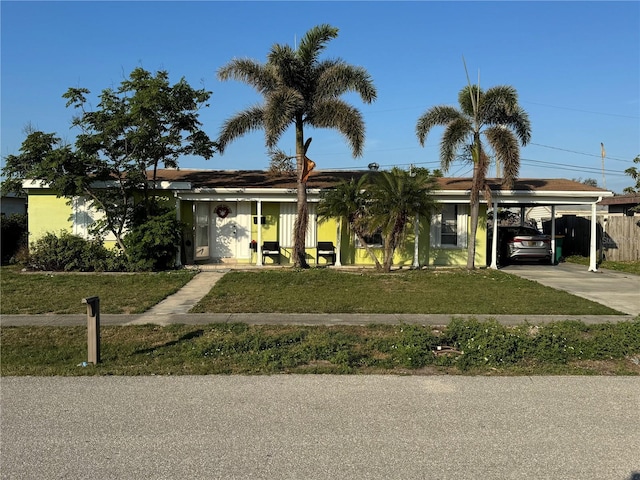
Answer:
[
  {"left": 176, "top": 188, "right": 322, "bottom": 203},
  {"left": 492, "top": 190, "right": 613, "bottom": 205},
  {"left": 22, "top": 179, "right": 191, "bottom": 190},
  {"left": 154, "top": 181, "right": 192, "bottom": 190},
  {"left": 22, "top": 179, "right": 50, "bottom": 189},
  {"left": 435, "top": 189, "right": 614, "bottom": 205}
]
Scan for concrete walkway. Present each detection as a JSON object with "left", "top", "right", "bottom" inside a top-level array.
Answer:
[{"left": 126, "top": 271, "right": 227, "bottom": 325}]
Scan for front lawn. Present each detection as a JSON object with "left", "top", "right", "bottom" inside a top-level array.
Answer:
[
  {"left": 0, "top": 266, "right": 196, "bottom": 314},
  {"left": 191, "top": 268, "right": 622, "bottom": 315}
]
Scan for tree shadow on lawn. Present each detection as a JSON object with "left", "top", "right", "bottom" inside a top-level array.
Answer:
[{"left": 133, "top": 329, "right": 204, "bottom": 354}]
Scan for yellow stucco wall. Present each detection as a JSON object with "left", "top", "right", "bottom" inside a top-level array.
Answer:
[{"left": 28, "top": 193, "right": 73, "bottom": 242}]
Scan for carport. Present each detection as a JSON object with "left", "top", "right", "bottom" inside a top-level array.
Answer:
[{"left": 482, "top": 179, "right": 614, "bottom": 271}]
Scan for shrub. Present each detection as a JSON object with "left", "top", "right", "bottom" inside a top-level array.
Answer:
[
  {"left": 123, "top": 208, "right": 182, "bottom": 271},
  {"left": 1, "top": 213, "right": 27, "bottom": 264},
  {"left": 28, "top": 231, "right": 125, "bottom": 272}
]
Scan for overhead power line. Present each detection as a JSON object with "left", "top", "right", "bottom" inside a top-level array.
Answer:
[{"left": 529, "top": 143, "right": 630, "bottom": 163}]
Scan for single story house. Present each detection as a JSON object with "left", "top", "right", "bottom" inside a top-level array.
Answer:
[{"left": 22, "top": 169, "right": 614, "bottom": 270}]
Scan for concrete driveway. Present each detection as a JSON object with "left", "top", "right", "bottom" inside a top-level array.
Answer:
[{"left": 502, "top": 262, "right": 640, "bottom": 316}]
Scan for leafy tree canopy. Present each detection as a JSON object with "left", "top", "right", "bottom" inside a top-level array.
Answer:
[{"left": 2, "top": 67, "right": 216, "bottom": 256}]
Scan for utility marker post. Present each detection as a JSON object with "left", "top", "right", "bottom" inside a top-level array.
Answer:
[{"left": 82, "top": 296, "right": 100, "bottom": 364}]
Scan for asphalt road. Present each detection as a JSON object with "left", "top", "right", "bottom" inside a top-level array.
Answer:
[{"left": 2, "top": 376, "right": 639, "bottom": 480}]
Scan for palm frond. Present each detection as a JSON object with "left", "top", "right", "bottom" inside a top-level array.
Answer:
[
  {"left": 311, "top": 99, "right": 365, "bottom": 157},
  {"left": 315, "top": 62, "right": 377, "bottom": 103},
  {"left": 415, "top": 105, "right": 463, "bottom": 146},
  {"left": 440, "top": 116, "right": 473, "bottom": 171},
  {"left": 217, "top": 106, "right": 265, "bottom": 153},
  {"left": 458, "top": 85, "right": 483, "bottom": 118},
  {"left": 485, "top": 125, "right": 520, "bottom": 187},
  {"left": 217, "top": 59, "right": 276, "bottom": 95},
  {"left": 263, "top": 88, "right": 303, "bottom": 148},
  {"left": 297, "top": 24, "right": 339, "bottom": 67}
]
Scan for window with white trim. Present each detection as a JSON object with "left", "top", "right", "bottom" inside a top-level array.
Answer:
[{"left": 431, "top": 204, "right": 468, "bottom": 248}]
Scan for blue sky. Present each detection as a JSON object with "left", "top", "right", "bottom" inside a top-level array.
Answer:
[{"left": 2, "top": 1, "right": 639, "bottom": 193}]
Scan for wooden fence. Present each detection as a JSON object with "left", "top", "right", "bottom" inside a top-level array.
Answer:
[{"left": 602, "top": 216, "right": 640, "bottom": 262}]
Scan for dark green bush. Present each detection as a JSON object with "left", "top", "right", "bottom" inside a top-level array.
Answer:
[
  {"left": 123, "top": 208, "right": 182, "bottom": 271},
  {"left": 28, "top": 231, "right": 125, "bottom": 272},
  {"left": 1, "top": 213, "right": 27, "bottom": 264}
]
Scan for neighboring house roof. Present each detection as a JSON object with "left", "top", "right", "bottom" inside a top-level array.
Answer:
[{"left": 598, "top": 194, "right": 640, "bottom": 206}]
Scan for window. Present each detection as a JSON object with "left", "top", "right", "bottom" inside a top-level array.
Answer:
[
  {"left": 356, "top": 229, "right": 383, "bottom": 248},
  {"left": 430, "top": 204, "right": 468, "bottom": 248},
  {"left": 441, "top": 204, "right": 458, "bottom": 246}
]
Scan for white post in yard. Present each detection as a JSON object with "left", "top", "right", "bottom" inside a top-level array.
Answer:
[
  {"left": 551, "top": 205, "right": 556, "bottom": 265},
  {"left": 588, "top": 200, "right": 598, "bottom": 272},
  {"left": 413, "top": 213, "right": 420, "bottom": 268},
  {"left": 490, "top": 201, "right": 499, "bottom": 269},
  {"left": 175, "top": 195, "right": 182, "bottom": 267},
  {"left": 257, "top": 200, "right": 263, "bottom": 266}
]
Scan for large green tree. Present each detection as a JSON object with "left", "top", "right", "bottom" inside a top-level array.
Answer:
[
  {"left": 416, "top": 84, "right": 531, "bottom": 269},
  {"left": 2, "top": 68, "right": 216, "bottom": 256},
  {"left": 217, "top": 24, "right": 376, "bottom": 268}
]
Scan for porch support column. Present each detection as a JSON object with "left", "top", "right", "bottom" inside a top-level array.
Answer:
[
  {"left": 335, "top": 220, "right": 342, "bottom": 267},
  {"left": 550, "top": 206, "right": 556, "bottom": 265},
  {"left": 490, "top": 201, "right": 499, "bottom": 269},
  {"left": 588, "top": 201, "right": 598, "bottom": 272},
  {"left": 520, "top": 206, "right": 525, "bottom": 226},
  {"left": 175, "top": 195, "right": 182, "bottom": 267},
  {"left": 413, "top": 213, "right": 420, "bottom": 268},
  {"left": 257, "top": 200, "right": 263, "bottom": 266}
]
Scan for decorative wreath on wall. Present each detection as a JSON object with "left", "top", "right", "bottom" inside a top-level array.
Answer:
[{"left": 215, "top": 204, "right": 231, "bottom": 219}]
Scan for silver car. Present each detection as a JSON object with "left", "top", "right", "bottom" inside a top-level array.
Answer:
[{"left": 489, "top": 226, "right": 553, "bottom": 265}]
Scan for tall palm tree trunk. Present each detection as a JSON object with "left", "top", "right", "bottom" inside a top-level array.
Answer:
[
  {"left": 293, "top": 119, "right": 310, "bottom": 268},
  {"left": 467, "top": 136, "right": 482, "bottom": 270}
]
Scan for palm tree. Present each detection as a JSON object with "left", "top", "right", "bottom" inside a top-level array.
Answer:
[
  {"left": 416, "top": 84, "right": 531, "bottom": 269},
  {"left": 217, "top": 24, "right": 377, "bottom": 267},
  {"left": 366, "top": 168, "right": 438, "bottom": 272},
  {"left": 317, "top": 175, "right": 382, "bottom": 270}
]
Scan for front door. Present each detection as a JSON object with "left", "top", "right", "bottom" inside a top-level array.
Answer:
[
  {"left": 212, "top": 202, "right": 238, "bottom": 261},
  {"left": 194, "top": 202, "right": 210, "bottom": 260}
]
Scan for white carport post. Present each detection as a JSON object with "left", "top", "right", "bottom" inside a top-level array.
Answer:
[
  {"left": 335, "top": 220, "right": 342, "bottom": 267},
  {"left": 175, "top": 195, "right": 182, "bottom": 267},
  {"left": 413, "top": 213, "right": 420, "bottom": 268},
  {"left": 588, "top": 200, "right": 598, "bottom": 272},
  {"left": 256, "top": 200, "right": 263, "bottom": 266},
  {"left": 490, "top": 201, "right": 499, "bottom": 269},
  {"left": 550, "top": 205, "right": 556, "bottom": 265}
]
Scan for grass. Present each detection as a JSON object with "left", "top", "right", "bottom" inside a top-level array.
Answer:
[
  {"left": 191, "top": 268, "right": 622, "bottom": 315},
  {"left": 0, "top": 265, "right": 197, "bottom": 314},
  {"left": 2, "top": 319, "right": 639, "bottom": 376},
  {"left": 565, "top": 256, "right": 640, "bottom": 275}
]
